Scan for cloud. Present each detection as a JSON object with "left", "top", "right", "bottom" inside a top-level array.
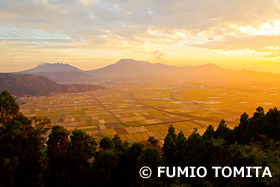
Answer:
[
  {"left": 195, "top": 35, "right": 280, "bottom": 52},
  {"left": 1, "top": 0, "right": 280, "bottom": 60},
  {"left": 150, "top": 50, "right": 165, "bottom": 63},
  {"left": 192, "top": 35, "right": 280, "bottom": 59}
]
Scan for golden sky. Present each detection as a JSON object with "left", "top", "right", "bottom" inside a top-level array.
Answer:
[{"left": 1, "top": 0, "right": 280, "bottom": 73}]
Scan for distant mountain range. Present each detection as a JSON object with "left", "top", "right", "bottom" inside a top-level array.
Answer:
[
  {"left": 11, "top": 59, "right": 280, "bottom": 83},
  {"left": 0, "top": 73, "right": 104, "bottom": 96}
]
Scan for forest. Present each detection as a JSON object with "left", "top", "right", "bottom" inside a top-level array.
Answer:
[{"left": 1, "top": 90, "right": 280, "bottom": 187}]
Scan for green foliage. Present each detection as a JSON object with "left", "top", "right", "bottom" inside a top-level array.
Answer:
[
  {"left": 46, "top": 125, "right": 70, "bottom": 187},
  {"left": 136, "top": 137, "right": 164, "bottom": 187},
  {"left": 163, "top": 125, "right": 178, "bottom": 166},
  {"left": 47, "top": 125, "right": 70, "bottom": 158},
  {"left": 0, "top": 100, "right": 50, "bottom": 186},
  {"left": 203, "top": 125, "right": 215, "bottom": 140},
  {"left": 0, "top": 90, "right": 19, "bottom": 122},
  {"left": 179, "top": 131, "right": 209, "bottom": 167},
  {"left": 112, "top": 134, "right": 124, "bottom": 152},
  {"left": 91, "top": 150, "right": 119, "bottom": 186},
  {"left": 215, "top": 120, "right": 236, "bottom": 144},
  {"left": 69, "top": 129, "right": 97, "bottom": 158},
  {"left": 99, "top": 136, "right": 114, "bottom": 150},
  {"left": 147, "top": 136, "right": 161, "bottom": 148},
  {"left": 235, "top": 106, "right": 280, "bottom": 143}
]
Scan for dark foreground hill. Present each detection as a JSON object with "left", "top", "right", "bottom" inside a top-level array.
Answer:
[{"left": 0, "top": 73, "right": 104, "bottom": 96}]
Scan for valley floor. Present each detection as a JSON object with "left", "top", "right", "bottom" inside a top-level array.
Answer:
[{"left": 17, "top": 80, "right": 280, "bottom": 143}]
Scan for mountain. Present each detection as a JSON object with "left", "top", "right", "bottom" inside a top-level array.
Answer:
[
  {"left": 0, "top": 73, "right": 104, "bottom": 96},
  {"left": 20, "top": 62, "right": 82, "bottom": 73},
  {"left": 87, "top": 59, "right": 280, "bottom": 82},
  {"left": 16, "top": 59, "right": 280, "bottom": 83},
  {"left": 184, "top": 64, "right": 280, "bottom": 82},
  {"left": 18, "top": 62, "right": 95, "bottom": 83},
  {"left": 86, "top": 59, "right": 232, "bottom": 80},
  {"left": 87, "top": 59, "right": 185, "bottom": 78}
]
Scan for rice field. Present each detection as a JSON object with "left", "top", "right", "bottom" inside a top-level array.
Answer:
[{"left": 17, "top": 80, "right": 280, "bottom": 142}]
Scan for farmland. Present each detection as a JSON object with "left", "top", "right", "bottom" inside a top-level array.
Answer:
[{"left": 17, "top": 80, "right": 280, "bottom": 143}]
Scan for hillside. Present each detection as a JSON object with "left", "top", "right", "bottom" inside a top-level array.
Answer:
[{"left": 0, "top": 73, "right": 104, "bottom": 96}]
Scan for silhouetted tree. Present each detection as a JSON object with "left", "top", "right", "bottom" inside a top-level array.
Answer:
[
  {"left": 215, "top": 120, "right": 236, "bottom": 144},
  {"left": 99, "top": 137, "right": 114, "bottom": 150},
  {"left": 0, "top": 92, "right": 49, "bottom": 187},
  {"left": 46, "top": 125, "right": 70, "bottom": 187},
  {"left": 163, "top": 125, "right": 177, "bottom": 166},
  {"left": 0, "top": 90, "right": 19, "bottom": 122},
  {"left": 202, "top": 125, "right": 215, "bottom": 140},
  {"left": 90, "top": 150, "right": 119, "bottom": 187},
  {"left": 136, "top": 137, "right": 163, "bottom": 187},
  {"left": 67, "top": 129, "right": 97, "bottom": 186},
  {"left": 112, "top": 134, "right": 125, "bottom": 152}
]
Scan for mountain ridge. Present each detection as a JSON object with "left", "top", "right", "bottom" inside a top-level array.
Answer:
[{"left": 14, "top": 59, "right": 280, "bottom": 82}]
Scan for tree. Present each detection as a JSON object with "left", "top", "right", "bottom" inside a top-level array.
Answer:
[
  {"left": 0, "top": 90, "right": 19, "bottom": 123},
  {"left": 67, "top": 129, "right": 97, "bottom": 186},
  {"left": 46, "top": 125, "right": 69, "bottom": 159},
  {"left": 90, "top": 151, "right": 119, "bottom": 186},
  {"left": 172, "top": 130, "right": 187, "bottom": 166},
  {"left": 136, "top": 139, "right": 164, "bottom": 187},
  {"left": 147, "top": 136, "right": 161, "bottom": 150},
  {"left": 202, "top": 125, "right": 215, "bottom": 140},
  {"left": 112, "top": 134, "right": 124, "bottom": 152},
  {"left": 265, "top": 107, "right": 280, "bottom": 140},
  {"left": 46, "top": 125, "right": 70, "bottom": 187},
  {"left": 13, "top": 117, "right": 50, "bottom": 186},
  {"left": 99, "top": 137, "right": 114, "bottom": 150},
  {"left": 177, "top": 130, "right": 186, "bottom": 150},
  {"left": 0, "top": 94, "right": 50, "bottom": 187},
  {"left": 215, "top": 120, "right": 236, "bottom": 144},
  {"left": 234, "top": 113, "right": 249, "bottom": 144},
  {"left": 163, "top": 125, "right": 177, "bottom": 166},
  {"left": 179, "top": 131, "right": 208, "bottom": 167}
]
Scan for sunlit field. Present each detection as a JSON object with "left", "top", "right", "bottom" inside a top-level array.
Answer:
[{"left": 17, "top": 80, "right": 280, "bottom": 143}]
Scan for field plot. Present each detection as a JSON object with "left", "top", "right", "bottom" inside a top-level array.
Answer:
[
  {"left": 18, "top": 81, "right": 280, "bottom": 142},
  {"left": 93, "top": 90, "right": 189, "bottom": 126},
  {"left": 133, "top": 88, "right": 239, "bottom": 128},
  {"left": 19, "top": 92, "right": 118, "bottom": 136}
]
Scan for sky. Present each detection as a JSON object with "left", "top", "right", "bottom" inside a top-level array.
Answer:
[{"left": 1, "top": 0, "right": 280, "bottom": 73}]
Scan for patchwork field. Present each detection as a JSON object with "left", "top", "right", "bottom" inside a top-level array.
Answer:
[{"left": 17, "top": 80, "right": 280, "bottom": 143}]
